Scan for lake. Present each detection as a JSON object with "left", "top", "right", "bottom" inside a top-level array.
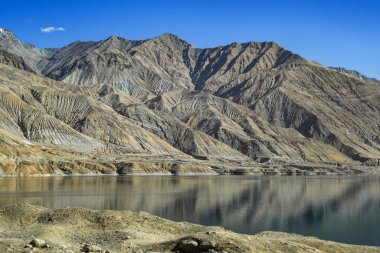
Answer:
[{"left": 0, "top": 175, "right": 379, "bottom": 246}]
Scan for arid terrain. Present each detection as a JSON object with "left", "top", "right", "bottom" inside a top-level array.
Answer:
[
  {"left": 0, "top": 204, "right": 379, "bottom": 253},
  {"left": 0, "top": 27, "right": 380, "bottom": 252},
  {"left": 1, "top": 0, "right": 380, "bottom": 250},
  {"left": 0, "top": 28, "right": 379, "bottom": 176}
]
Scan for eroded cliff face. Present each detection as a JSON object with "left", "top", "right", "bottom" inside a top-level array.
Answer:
[
  {"left": 0, "top": 29, "right": 379, "bottom": 171},
  {"left": 147, "top": 90, "right": 351, "bottom": 163}
]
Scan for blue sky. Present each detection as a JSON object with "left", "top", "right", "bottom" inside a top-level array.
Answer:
[{"left": 1, "top": 0, "right": 379, "bottom": 78}]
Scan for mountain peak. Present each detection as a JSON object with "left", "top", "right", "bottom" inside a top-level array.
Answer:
[
  {"left": 0, "top": 28, "right": 17, "bottom": 40},
  {"left": 152, "top": 33, "right": 192, "bottom": 48},
  {"left": 159, "top": 33, "right": 181, "bottom": 39},
  {"left": 0, "top": 28, "right": 37, "bottom": 49},
  {"left": 0, "top": 27, "right": 11, "bottom": 34},
  {"left": 105, "top": 35, "right": 124, "bottom": 41},
  {"left": 0, "top": 28, "right": 50, "bottom": 73}
]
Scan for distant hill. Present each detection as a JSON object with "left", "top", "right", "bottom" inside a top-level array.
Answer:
[{"left": 329, "top": 67, "right": 379, "bottom": 84}]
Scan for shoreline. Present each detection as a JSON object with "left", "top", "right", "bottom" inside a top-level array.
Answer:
[
  {"left": 2, "top": 151, "right": 379, "bottom": 177},
  {"left": 0, "top": 204, "right": 379, "bottom": 253},
  {"left": 1, "top": 169, "right": 379, "bottom": 178}
]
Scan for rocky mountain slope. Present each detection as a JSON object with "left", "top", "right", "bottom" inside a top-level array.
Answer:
[
  {"left": 0, "top": 28, "right": 53, "bottom": 72},
  {"left": 0, "top": 48, "right": 35, "bottom": 73},
  {"left": 0, "top": 28, "right": 379, "bottom": 174}
]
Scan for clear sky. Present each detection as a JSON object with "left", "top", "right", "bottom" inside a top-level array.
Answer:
[{"left": 1, "top": 0, "right": 379, "bottom": 79}]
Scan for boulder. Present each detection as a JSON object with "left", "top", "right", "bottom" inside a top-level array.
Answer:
[
  {"left": 199, "top": 240, "right": 216, "bottom": 250},
  {"left": 29, "top": 238, "right": 47, "bottom": 248}
]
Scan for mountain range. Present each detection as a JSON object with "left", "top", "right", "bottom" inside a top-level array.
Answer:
[{"left": 0, "top": 28, "right": 379, "bottom": 175}]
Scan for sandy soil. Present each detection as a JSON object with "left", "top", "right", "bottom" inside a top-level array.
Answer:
[{"left": 0, "top": 204, "right": 379, "bottom": 253}]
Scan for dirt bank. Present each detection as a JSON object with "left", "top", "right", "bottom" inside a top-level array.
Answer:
[{"left": 0, "top": 204, "right": 378, "bottom": 253}]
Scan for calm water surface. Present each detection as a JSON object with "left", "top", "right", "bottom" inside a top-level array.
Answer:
[{"left": 0, "top": 175, "right": 379, "bottom": 246}]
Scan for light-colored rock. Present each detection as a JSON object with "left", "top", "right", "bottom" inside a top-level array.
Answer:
[
  {"left": 178, "top": 239, "right": 198, "bottom": 252},
  {"left": 29, "top": 238, "right": 47, "bottom": 248}
]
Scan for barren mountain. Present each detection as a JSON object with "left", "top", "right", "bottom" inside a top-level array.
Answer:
[{"left": 0, "top": 28, "right": 379, "bottom": 175}]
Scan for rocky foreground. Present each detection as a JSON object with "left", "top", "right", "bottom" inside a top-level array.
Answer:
[{"left": 0, "top": 204, "right": 378, "bottom": 253}]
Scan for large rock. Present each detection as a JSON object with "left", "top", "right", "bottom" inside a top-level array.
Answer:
[
  {"left": 199, "top": 240, "right": 216, "bottom": 251},
  {"left": 178, "top": 239, "right": 199, "bottom": 252}
]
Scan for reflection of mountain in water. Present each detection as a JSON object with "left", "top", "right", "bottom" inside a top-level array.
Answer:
[{"left": 0, "top": 175, "right": 380, "bottom": 245}]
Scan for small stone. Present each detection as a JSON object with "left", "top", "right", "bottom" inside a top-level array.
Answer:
[
  {"left": 81, "top": 244, "right": 103, "bottom": 253},
  {"left": 7, "top": 244, "right": 15, "bottom": 250}
]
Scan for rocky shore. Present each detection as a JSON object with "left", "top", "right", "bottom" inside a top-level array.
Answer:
[
  {"left": 0, "top": 204, "right": 379, "bottom": 253},
  {"left": 1, "top": 151, "right": 378, "bottom": 177}
]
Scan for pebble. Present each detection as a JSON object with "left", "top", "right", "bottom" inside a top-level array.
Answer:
[{"left": 81, "top": 244, "right": 108, "bottom": 253}]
